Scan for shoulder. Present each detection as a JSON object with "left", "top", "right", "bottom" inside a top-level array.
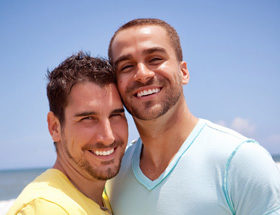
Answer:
[
  {"left": 7, "top": 198, "right": 68, "bottom": 215},
  {"left": 219, "top": 134, "right": 280, "bottom": 214},
  {"left": 197, "top": 120, "right": 280, "bottom": 214},
  {"left": 195, "top": 119, "right": 253, "bottom": 164},
  {"left": 200, "top": 119, "right": 279, "bottom": 178},
  {"left": 201, "top": 119, "right": 248, "bottom": 144},
  {"left": 226, "top": 143, "right": 280, "bottom": 214},
  {"left": 228, "top": 140, "right": 280, "bottom": 181},
  {"left": 7, "top": 169, "right": 90, "bottom": 215}
]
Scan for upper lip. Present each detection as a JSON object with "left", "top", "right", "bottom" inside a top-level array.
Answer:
[{"left": 83, "top": 142, "right": 117, "bottom": 151}]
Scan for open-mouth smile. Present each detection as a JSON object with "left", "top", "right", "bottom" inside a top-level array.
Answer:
[{"left": 135, "top": 87, "right": 161, "bottom": 98}]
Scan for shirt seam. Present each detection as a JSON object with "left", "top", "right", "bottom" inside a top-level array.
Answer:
[
  {"left": 17, "top": 197, "right": 69, "bottom": 214},
  {"left": 222, "top": 139, "right": 256, "bottom": 215},
  {"left": 204, "top": 121, "right": 246, "bottom": 141}
]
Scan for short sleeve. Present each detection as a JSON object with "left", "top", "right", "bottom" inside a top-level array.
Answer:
[
  {"left": 16, "top": 198, "right": 68, "bottom": 215},
  {"left": 226, "top": 141, "right": 280, "bottom": 215}
]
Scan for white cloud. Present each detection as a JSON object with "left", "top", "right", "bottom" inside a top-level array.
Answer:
[{"left": 230, "top": 117, "right": 256, "bottom": 136}]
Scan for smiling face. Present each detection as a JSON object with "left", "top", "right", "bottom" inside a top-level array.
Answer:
[
  {"left": 111, "top": 25, "right": 189, "bottom": 120},
  {"left": 51, "top": 82, "right": 128, "bottom": 180}
]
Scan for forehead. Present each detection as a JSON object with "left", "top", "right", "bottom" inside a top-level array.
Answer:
[
  {"left": 111, "top": 25, "right": 175, "bottom": 61},
  {"left": 66, "top": 82, "right": 122, "bottom": 112}
]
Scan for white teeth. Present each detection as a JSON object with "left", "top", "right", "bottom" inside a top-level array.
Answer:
[
  {"left": 94, "top": 148, "right": 114, "bottom": 156},
  {"left": 137, "top": 88, "right": 160, "bottom": 97}
]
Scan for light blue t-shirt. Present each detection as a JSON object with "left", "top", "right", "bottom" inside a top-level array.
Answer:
[{"left": 106, "top": 119, "right": 280, "bottom": 215}]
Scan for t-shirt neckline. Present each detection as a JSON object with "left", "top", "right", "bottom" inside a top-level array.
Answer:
[{"left": 132, "top": 119, "right": 206, "bottom": 190}]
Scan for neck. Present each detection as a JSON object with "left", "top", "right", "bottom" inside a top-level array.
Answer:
[
  {"left": 134, "top": 97, "right": 198, "bottom": 180},
  {"left": 53, "top": 159, "right": 105, "bottom": 207}
]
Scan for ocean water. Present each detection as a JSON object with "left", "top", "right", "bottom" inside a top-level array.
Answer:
[
  {"left": 273, "top": 154, "right": 280, "bottom": 162},
  {"left": 0, "top": 167, "right": 47, "bottom": 201}
]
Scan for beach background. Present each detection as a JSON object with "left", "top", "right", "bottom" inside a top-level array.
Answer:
[
  {"left": 1, "top": 0, "right": 279, "bottom": 214},
  {"left": 0, "top": 168, "right": 46, "bottom": 214}
]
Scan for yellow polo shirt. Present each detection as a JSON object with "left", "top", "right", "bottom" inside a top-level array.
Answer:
[{"left": 7, "top": 169, "right": 111, "bottom": 215}]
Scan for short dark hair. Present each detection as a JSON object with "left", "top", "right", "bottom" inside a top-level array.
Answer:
[
  {"left": 47, "top": 51, "right": 114, "bottom": 124},
  {"left": 108, "top": 18, "right": 183, "bottom": 64}
]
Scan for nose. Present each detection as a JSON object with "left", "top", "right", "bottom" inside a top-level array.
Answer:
[
  {"left": 96, "top": 119, "right": 115, "bottom": 146},
  {"left": 134, "top": 63, "right": 155, "bottom": 83}
]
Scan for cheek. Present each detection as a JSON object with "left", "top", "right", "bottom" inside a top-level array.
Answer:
[
  {"left": 69, "top": 126, "right": 95, "bottom": 144},
  {"left": 112, "top": 120, "right": 128, "bottom": 140},
  {"left": 117, "top": 73, "right": 131, "bottom": 88},
  {"left": 122, "top": 122, "right": 129, "bottom": 140},
  {"left": 117, "top": 81, "right": 127, "bottom": 97},
  {"left": 117, "top": 77, "right": 123, "bottom": 86},
  {"left": 160, "top": 60, "right": 179, "bottom": 72}
]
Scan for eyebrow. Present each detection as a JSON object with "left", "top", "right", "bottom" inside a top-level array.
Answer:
[
  {"left": 74, "top": 111, "right": 97, "bottom": 117},
  {"left": 114, "top": 54, "right": 132, "bottom": 68},
  {"left": 114, "top": 47, "right": 167, "bottom": 67},
  {"left": 143, "top": 47, "right": 167, "bottom": 55},
  {"left": 111, "top": 108, "right": 125, "bottom": 114},
  {"left": 74, "top": 108, "right": 124, "bottom": 117}
]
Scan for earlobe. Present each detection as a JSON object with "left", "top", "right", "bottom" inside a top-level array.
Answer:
[
  {"left": 180, "top": 61, "right": 189, "bottom": 85},
  {"left": 47, "top": 112, "right": 61, "bottom": 143}
]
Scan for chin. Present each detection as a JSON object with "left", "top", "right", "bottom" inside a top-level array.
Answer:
[
  {"left": 94, "top": 171, "right": 119, "bottom": 180},
  {"left": 89, "top": 165, "right": 121, "bottom": 180},
  {"left": 132, "top": 108, "right": 166, "bottom": 120}
]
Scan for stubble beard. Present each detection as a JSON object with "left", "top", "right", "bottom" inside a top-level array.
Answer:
[
  {"left": 78, "top": 159, "right": 120, "bottom": 180},
  {"left": 63, "top": 139, "right": 125, "bottom": 180},
  {"left": 124, "top": 77, "right": 183, "bottom": 121}
]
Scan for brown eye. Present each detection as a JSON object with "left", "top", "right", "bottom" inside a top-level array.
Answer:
[
  {"left": 80, "top": 116, "right": 95, "bottom": 121},
  {"left": 120, "top": 64, "right": 133, "bottom": 72},
  {"left": 110, "top": 113, "right": 122, "bottom": 118},
  {"left": 149, "top": 57, "right": 162, "bottom": 64}
]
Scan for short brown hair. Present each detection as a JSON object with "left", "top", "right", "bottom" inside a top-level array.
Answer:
[
  {"left": 47, "top": 51, "right": 114, "bottom": 124},
  {"left": 108, "top": 18, "right": 183, "bottom": 64}
]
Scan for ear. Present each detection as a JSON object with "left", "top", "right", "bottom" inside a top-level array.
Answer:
[
  {"left": 47, "top": 112, "right": 62, "bottom": 143},
  {"left": 179, "top": 61, "right": 189, "bottom": 85}
]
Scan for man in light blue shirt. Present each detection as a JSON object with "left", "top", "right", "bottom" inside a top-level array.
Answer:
[{"left": 106, "top": 18, "right": 280, "bottom": 214}]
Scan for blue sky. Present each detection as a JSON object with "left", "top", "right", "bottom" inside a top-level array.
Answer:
[{"left": 0, "top": 0, "right": 279, "bottom": 170}]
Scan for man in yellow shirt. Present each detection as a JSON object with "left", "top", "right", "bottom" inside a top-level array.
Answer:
[{"left": 8, "top": 51, "right": 128, "bottom": 215}]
